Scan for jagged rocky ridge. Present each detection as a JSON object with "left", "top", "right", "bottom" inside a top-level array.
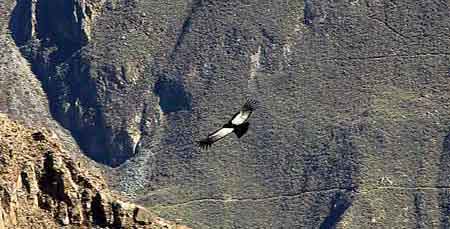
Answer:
[{"left": 0, "top": 114, "right": 187, "bottom": 228}]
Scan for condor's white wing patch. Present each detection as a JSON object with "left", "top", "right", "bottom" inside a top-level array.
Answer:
[
  {"left": 231, "top": 99, "right": 256, "bottom": 125},
  {"left": 231, "top": 112, "right": 250, "bottom": 125},
  {"left": 209, "top": 127, "right": 234, "bottom": 141},
  {"left": 198, "top": 127, "right": 234, "bottom": 149}
]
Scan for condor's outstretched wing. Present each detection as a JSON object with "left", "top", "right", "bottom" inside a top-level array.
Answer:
[
  {"left": 230, "top": 99, "right": 257, "bottom": 125},
  {"left": 198, "top": 127, "right": 234, "bottom": 149}
]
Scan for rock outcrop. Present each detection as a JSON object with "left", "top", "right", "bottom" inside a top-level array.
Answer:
[{"left": 0, "top": 114, "right": 188, "bottom": 228}]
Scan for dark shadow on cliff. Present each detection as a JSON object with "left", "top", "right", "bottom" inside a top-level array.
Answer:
[
  {"left": 438, "top": 132, "right": 450, "bottom": 228},
  {"left": 154, "top": 73, "right": 192, "bottom": 113},
  {"left": 8, "top": 0, "right": 127, "bottom": 166},
  {"left": 303, "top": 0, "right": 315, "bottom": 26},
  {"left": 9, "top": 0, "right": 33, "bottom": 46},
  {"left": 319, "top": 191, "right": 352, "bottom": 229}
]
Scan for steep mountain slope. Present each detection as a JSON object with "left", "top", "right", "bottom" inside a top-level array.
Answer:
[
  {"left": 0, "top": 114, "right": 187, "bottom": 228},
  {"left": 0, "top": 1, "right": 186, "bottom": 228},
  {"left": 3, "top": 0, "right": 450, "bottom": 228},
  {"left": 0, "top": 0, "right": 82, "bottom": 159}
]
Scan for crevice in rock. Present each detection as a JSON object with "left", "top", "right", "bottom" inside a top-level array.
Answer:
[
  {"left": 171, "top": 16, "right": 193, "bottom": 60},
  {"left": 169, "top": 0, "right": 203, "bottom": 60},
  {"left": 112, "top": 202, "right": 122, "bottom": 227},
  {"left": 20, "top": 171, "right": 32, "bottom": 193},
  {"left": 91, "top": 193, "right": 108, "bottom": 227},
  {"left": 38, "top": 152, "right": 71, "bottom": 205}
]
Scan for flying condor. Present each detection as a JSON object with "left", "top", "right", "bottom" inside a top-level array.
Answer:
[{"left": 198, "top": 99, "right": 257, "bottom": 149}]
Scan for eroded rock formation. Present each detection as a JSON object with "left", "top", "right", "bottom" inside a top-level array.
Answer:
[{"left": 0, "top": 115, "right": 187, "bottom": 228}]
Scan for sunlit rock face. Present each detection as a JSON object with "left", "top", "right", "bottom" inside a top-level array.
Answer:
[
  {"left": 3, "top": 0, "right": 450, "bottom": 228},
  {"left": 0, "top": 115, "right": 187, "bottom": 228}
]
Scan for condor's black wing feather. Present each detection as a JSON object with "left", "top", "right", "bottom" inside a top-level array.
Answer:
[{"left": 198, "top": 126, "right": 234, "bottom": 149}]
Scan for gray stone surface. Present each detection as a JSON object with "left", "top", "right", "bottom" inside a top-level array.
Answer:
[{"left": 2, "top": 0, "right": 450, "bottom": 228}]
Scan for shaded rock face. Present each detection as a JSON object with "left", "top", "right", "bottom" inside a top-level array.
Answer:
[
  {"left": 8, "top": 0, "right": 143, "bottom": 166},
  {"left": 0, "top": 115, "right": 187, "bottom": 228},
  {"left": 0, "top": 0, "right": 84, "bottom": 157},
  {"left": 3, "top": 0, "right": 450, "bottom": 228}
]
